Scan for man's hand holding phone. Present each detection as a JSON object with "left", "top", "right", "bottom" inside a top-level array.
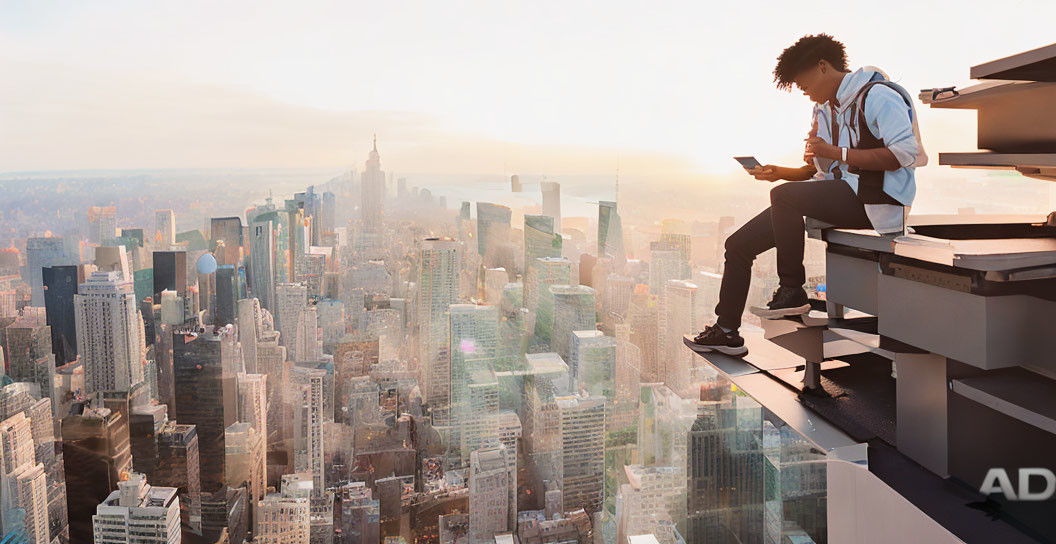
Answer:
[{"left": 747, "top": 165, "right": 782, "bottom": 182}]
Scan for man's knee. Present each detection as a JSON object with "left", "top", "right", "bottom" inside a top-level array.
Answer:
[{"left": 770, "top": 181, "right": 797, "bottom": 205}]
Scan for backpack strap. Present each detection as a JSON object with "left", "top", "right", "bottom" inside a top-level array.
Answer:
[{"left": 848, "top": 80, "right": 909, "bottom": 206}]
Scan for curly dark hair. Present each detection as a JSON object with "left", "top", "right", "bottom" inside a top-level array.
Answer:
[{"left": 773, "top": 34, "right": 848, "bottom": 90}]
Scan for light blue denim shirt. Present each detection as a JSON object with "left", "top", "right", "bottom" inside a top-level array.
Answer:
[{"left": 812, "top": 68, "right": 921, "bottom": 233}]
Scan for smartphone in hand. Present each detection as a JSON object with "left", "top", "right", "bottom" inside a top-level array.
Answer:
[{"left": 734, "top": 156, "right": 762, "bottom": 171}]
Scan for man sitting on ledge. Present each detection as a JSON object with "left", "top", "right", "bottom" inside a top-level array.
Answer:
[{"left": 690, "top": 33, "right": 926, "bottom": 356}]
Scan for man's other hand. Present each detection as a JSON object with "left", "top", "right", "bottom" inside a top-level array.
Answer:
[{"left": 748, "top": 165, "right": 782, "bottom": 182}]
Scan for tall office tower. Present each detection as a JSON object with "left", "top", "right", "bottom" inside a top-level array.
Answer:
[
  {"left": 92, "top": 473, "right": 181, "bottom": 544},
  {"left": 524, "top": 215, "right": 562, "bottom": 279},
  {"left": 61, "top": 400, "right": 132, "bottom": 543},
  {"left": 611, "top": 324, "right": 641, "bottom": 431},
  {"left": 569, "top": 331, "right": 614, "bottom": 399},
  {"left": 659, "top": 219, "right": 692, "bottom": 280},
  {"left": 135, "top": 419, "right": 202, "bottom": 534},
  {"left": 25, "top": 236, "right": 77, "bottom": 307},
  {"left": 658, "top": 279, "right": 698, "bottom": 395},
  {"left": 469, "top": 446, "right": 511, "bottom": 543},
  {"left": 556, "top": 394, "right": 606, "bottom": 514},
  {"left": 0, "top": 412, "right": 49, "bottom": 544},
  {"left": 295, "top": 250, "right": 327, "bottom": 301},
  {"left": 294, "top": 306, "right": 324, "bottom": 363},
  {"left": 549, "top": 285, "right": 596, "bottom": 363},
  {"left": 603, "top": 274, "right": 634, "bottom": 317},
  {"left": 361, "top": 135, "right": 386, "bottom": 238},
  {"left": 172, "top": 329, "right": 234, "bottom": 494},
  {"left": 334, "top": 482, "right": 380, "bottom": 544},
  {"left": 417, "top": 238, "right": 459, "bottom": 412},
  {"left": 41, "top": 265, "right": 80, "bottom": 364},
  {"left": 649, "top": 242, "right": 681, "bottom": 295},
  {"left": 627, "top": 293, "right": 659, "bottom": 383},
  {"left": 2, "top": 313, "right": 57, "bottom": 419},
  {"left": 255, "top": 479, "right": 311, "bottom": 544},
  {"left": 290, "top": 367, "right": 326, "bottom": 500},
  {"left": 250, "top": 218, "right": 277, "bottom": 312},
  {"left": 213, "top": 265, "right": 238, "bottom": 328},
  {"left": 275, "top": 283, "right": 308, "bottom": 354},
  {"left": 75, "top": 270, "right": 145, "bottom": 395},
  {"left": 236, "top": 373, "right": 268, "bottom": 526},
  {"left": 475, "top": 203, "right": 512, "bottom": 259},
  {"left": 597, "top": 200, "right": 625, "bottom": 262},
  {"left": 255, "top": 318, "right": 288, "bottom": 449},
  {"left": 152, "top": 251, "right": 187, "bottom": 303},
  {"left": 616, "top": 465, "right": 684, "bottom": 544},
  {"left": 448, "top": 305, "right": 499, "bottom": 459},
  {"left": 210, "top": 216, "right": 244, "bottom": 268},
  {"left": 540, "top": 181, "right": 562, "bottom": 234},
  {"left": 462, "top": 368, "right": 500, "bottom": 466},
  {"left": 521, "top": 365, "right": 566, "bottom": 486},
  {"left": 224, "top": 422, "right": 266, "bottom": 530},
  {"left": 527, "top": 257, "right": 573, "bottom": 342},
  {"left": 316, "top": 299, "right": 345, "bottom": 347},
  {"left": 155, "top": 209, "right": 176, "bottom": 247},
  {"left": 0, "top": 385, "right": 65, "bottom": 543},
  {"left": 495, "top": 412, "right": 520, "bottom": 528},
  {"left": 88, "top": 206, "right": 118, "bottom": 246},
  {"left": 237, "top": 298, "right": 265, "bottom": 373}
]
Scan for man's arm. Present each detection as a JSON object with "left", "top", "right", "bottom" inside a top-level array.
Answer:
[
  {"left": 749, "top": 164, "right": 817, "bottom": 182},
  {"left": 807, "top": 87, "right": 917, "bottom": 172}
]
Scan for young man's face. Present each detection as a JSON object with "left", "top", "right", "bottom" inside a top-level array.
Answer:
[{"left": 793, "top": 63, "right": 828, "bottom": 104}]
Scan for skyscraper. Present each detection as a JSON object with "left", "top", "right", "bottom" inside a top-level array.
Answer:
[
  {"left": 523, "top": 215, "right": 562, "bottom": 279},
  {"left": 275, "top": 283, "right": 308, "bottom": 354},
  {"left": 649, "top": 242, "right": 681, "bottom": 296},
  {"left": 417, "top": 238, "right": 459, "bottom": 412},
  {"left": 469, "top": 446, "right": 511, "bottom": 543},
  {"left": 91, "top": 473, "right": 181, "bottom": 544},
  {"left": 41, "top": 265, "right": 80, "bottom": 364},
  {"left": 658, "top": 280, "right": 697, "bottom": 395},
  {"left": 152, "top": 251, "right": 187, "bottom": 303},
  {"left": 0, "top": 412, "right": 49, "bottom": 544},
  {"left": 540, "top": 181, "right": 562, "bottom": 234},
  {"left": 361, "top": 135, "right": 385, "bottom": 239},
  {"left": 475, "top": 203, "right": 512, "bottom": 258},
  {"left": 290, "top": 366, "right": 326, "bottom": 500},
  {"left": 556, "top": 394, "right": 606, "bottom": 514},
  {"left": 172, "top": 329, "right": 233, "bottom": 494},
  {"left": 527, "top": 257, "right": 572, "bottom": 345},
  {"left": 25, "top": 236, "right": 77, "bottom": 307},
  {"left": 88, "top": 206, "right": 118, "bottom": 246},
  {"left": 549, "top": 285, "right": 596, "bottom": 363},
  {"left": 2, "top": 312, "right": 57, "bottom": 420},
  {"left": 249, "top": 218, "right": 277, "bottom": 312},
  {"left": 659, "top": 219, "right": 691, "bottom": 280},
  {"left": 597, "top": 200, "right": 624, "bottom": 262},
  {"left": 569, "top": 330, "right": 615, "bottom": 400},
  {"left": 155, "top": 209, "right": 176, "bottom": 248},
  {"left": 448, "top": 304, "right": 500, "bottom": 451},
  {"left": 74, "top": 270, "right": 145, "bottom": 395}
]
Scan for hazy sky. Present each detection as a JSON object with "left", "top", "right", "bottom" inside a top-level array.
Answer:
[{"left": 1, "top": 1, "right": 1053, "bottom": 176}]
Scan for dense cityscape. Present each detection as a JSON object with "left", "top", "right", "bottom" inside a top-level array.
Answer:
[
  {"left": 4, "top": 3, "right": 1056, "bottom": 544},
  {"left": 0, "top": 134, "right": 831, "bottom": 544}
]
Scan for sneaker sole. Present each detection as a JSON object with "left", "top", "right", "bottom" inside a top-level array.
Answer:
[
  {"left": 750, "top": 303, "right": 811, "bottom": 320},
  {"left": 683, "top": 336, "right": 748, "bottom": 357}
]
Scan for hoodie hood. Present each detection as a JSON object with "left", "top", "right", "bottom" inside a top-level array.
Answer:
[{"left": 835, "top": 66, "right": 928, "bottom": 168}]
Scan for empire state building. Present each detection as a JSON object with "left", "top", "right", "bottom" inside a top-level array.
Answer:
[{"left": 361, "top": 134, "right": 385, "bottom": 238}]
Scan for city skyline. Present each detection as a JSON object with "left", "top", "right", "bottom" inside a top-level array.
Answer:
[{"left": 3, "top": 1, "right": 1055, "bottom": 176}]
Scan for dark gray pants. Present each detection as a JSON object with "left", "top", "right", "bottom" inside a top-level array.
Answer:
[{"left": 715, "top": 180, "right": 872, "bottom": 330}]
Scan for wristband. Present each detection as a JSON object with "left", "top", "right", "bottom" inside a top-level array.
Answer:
[{"left": 841, "top": 147, "right": 848, "bottom": 162}]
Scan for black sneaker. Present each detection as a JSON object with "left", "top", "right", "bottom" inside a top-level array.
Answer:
[
  {"left": 750, "top": 286, "right": 811, "bottom": 319},
  {"left": 685, "top": 325, "right": 748, "bottom": 356}
]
